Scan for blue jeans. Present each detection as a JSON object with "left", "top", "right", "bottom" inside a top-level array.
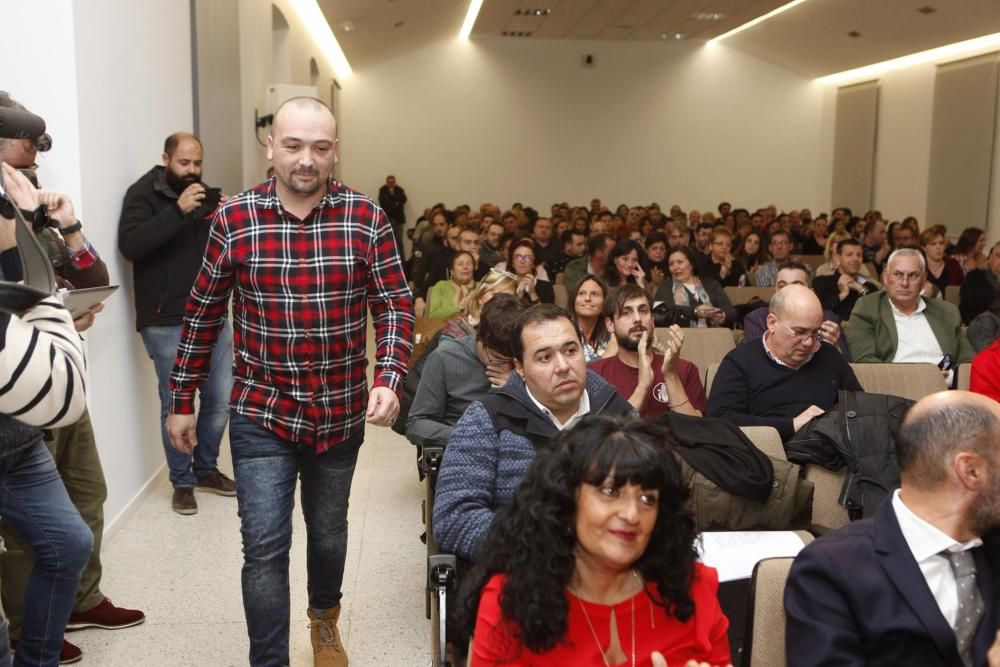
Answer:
[
  {"left": 0, "top": 441, "right": 92, "bottom": 667},
  {"left": 140, "top": 321, "right": 234, "bottom": 488},
  {"left": 229, "top": 411, "right": 362, "bottom": 667}
]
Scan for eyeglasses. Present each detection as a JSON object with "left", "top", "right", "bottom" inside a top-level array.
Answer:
[
  {"left": 484, "top": 347, "right": 514, "bottom": 368},
  {"left": 512, "top": 253, "right": 535, "bottom": 263},
  {"left": 775, "top": 316, "right": 821, "bottom": 343}
]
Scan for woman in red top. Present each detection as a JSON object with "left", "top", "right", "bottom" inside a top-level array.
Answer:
[{"left": 463, "top": 415, "right": 731, "bottom": 667}]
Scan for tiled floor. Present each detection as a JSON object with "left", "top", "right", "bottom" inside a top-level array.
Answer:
[{"left": 72, "top": 424, "right": 431, "bottom": 666}]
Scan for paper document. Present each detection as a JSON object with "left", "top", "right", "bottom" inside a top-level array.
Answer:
[{"left": 698, "top": 531, "right": 807, "bottom": 582}]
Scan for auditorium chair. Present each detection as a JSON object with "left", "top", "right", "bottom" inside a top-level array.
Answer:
[
  {"left": 956, "top": 363, "right": 972, "bottom": 391},
  {"left": 740, "top": 556, "right": 797, "bottom": 667},
  {"left": 740, "top": 426, "right": 786, "bottom": 461},
  {"left": 723, "top": 286, "right": 775, "bottom": 306},
  {"left": 705, "top": 362, "right": 721, "bottom": 395},
  {"left": 553, "top": 283, "right": 568, "bottom": 308},
  {"left": 944, "top": 284, "right": 961, "bottom": 306},
  {"left": 797, "top": 254, "right": 826, "bottom": 273},
  {"left": 661, "top": 327, "right": 735, "bottom": 381},
  {"left": 848, "top": 362, "right": 946, "bottom": 401}
]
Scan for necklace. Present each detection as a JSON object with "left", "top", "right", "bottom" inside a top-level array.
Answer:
[{"left": 575, "top": 574, "right": 639, "bottom": 667}]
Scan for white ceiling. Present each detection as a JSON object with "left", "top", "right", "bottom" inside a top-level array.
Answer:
[{"left": 318, "top": 0, "right": 1000, "bottom": 77}]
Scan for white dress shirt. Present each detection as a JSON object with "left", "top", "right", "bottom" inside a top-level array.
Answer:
[
  {"left": 890, "top": 298, "right": 944, "bottom": 364},
  {"left": 525, "top": 387, "right": 591, "bottom": 431},
  {"left": 892, "top": 489, "right": 983, "bottom": 629}
]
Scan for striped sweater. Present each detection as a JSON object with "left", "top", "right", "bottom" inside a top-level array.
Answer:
[{"left": 0, "top": 296, "right": 87, "bottom": 457}]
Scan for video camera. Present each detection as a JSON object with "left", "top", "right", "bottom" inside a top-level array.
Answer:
[{"left": 0, "top": 105, "right": 59, "bottom": 304}]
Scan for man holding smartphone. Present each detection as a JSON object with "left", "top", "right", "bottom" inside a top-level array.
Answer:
[{"left": 118, "top": 132, "right": 236, "bottom": 515}]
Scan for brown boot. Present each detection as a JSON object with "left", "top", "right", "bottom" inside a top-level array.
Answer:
[{"left": 307, "top": 607, "right": 348, "bottom": 667}]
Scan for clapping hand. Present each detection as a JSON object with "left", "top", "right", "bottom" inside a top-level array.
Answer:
[{"left": 658, "top": 325, "right": 684, "bottom": 376}]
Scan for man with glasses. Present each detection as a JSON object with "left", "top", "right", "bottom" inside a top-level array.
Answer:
[
  {"left": 754, "top": 230, "right": 801, "bottom": 287},
  {"left": 846, "top": 249, "right": 974, "bottom": 380},
  {"left": 707, "top": 285, "right": 861, "bottom": 440},
  {"left": 406, "top": 294, "right": 525, "bottom": 448}
]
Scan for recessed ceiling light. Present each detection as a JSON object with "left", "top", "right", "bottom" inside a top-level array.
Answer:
[
  {"left": 340, "top": 21, "right": 354, "bottom": 32},
  {"left": 661, "top": 33, "right": 668, "bottom": 40},
  {"left": 674, "top": 33, "right": 685, "bottom": 40},
  {"left": 692, "top": 12, "right": 724, "bottom": 21}
]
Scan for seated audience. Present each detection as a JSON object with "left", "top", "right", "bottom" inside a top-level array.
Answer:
[
  {"left": 735, "top": 231, "right": 766, "bottom": 277},
  {"left": 603, "top": 239, "right": 647, "bottom": 290},
  {"left": 971, "top": 338, "right": 1000, "bottom": 403},
  {"left": 753, "top": 230, "right": 796, "bottom": 287},
  {"left": 921, "top": 225, "right": 964, "bottom": 297},
  {"left": 742, "top": 262, "right": 847, "bottom": 354},
  {"left": 643, "top": 231, "right": 669, "bottom": 293},
  {"left": 785, "top": 390, "right": 1000, "bottom": 667},
  {"left": 952, "top": 226, "right": 988, "bottom": 275},
  {"left": 969, "top": 298, "right": 1000, "bottom": 353},
  {"left": 464, "top": 415, "right": 730, "bottom": 667},
  {"left": 563, "top": 233, "right": 615, "bottom": 289},
  {"left": 570, "top": 275, "right": 612, "bottom": 362},
  {"left": 813, "top": 230, "right": 852, "bottom": 277},
  {"left": 544, "top": 229, "right": 587, "bottom": 278},
  {"left": 706, "top": 285, "right": 861, "bottom": 440},
  {"left": 700, "top": 227, "right": 748, "bottom": 287},
  {"left": 654, "top": 247, "right": 736, "bottom": 328},
  {"left": 427, "top": 251, "right": 477, "bottom": 320},
  {"left": 812, "top": 238, "right": 880, "bottom": 322},
  {"left": 589, "top": 285, "right": 705, "bottom": 419},
  {"left": 479, "top": 220, "right": 506, "bottom": 270},
  {"left": 666, "top": 221, "right": 692, "bottom": 249},
  {"left": 960, "top": 241, "right": 1000, "bottom": 325},
  {"left": 406, "top": 294, "right": 525, "bottom": 448},
  {"left": 693, "top": 222, "right": 715, "bottom": 259},
  {"left": 505, "top": 238, "right": 554, "bottom": 305},
  {"left": 800, "top": 215, "right": 828, "bottom": 255},
  {"left": 531, "top": 217, "right": 558, "bottom": 267},
  {"left": 862, "top": 218, "right": 891, "bottom": 274},
  {"left": 432, "top": 305, "right": 633, "bottom": 560},
  {"left": 412, "top": 210, "right": 451, "bottom": 317},
  {"left": 846, "top": 249, "right": 974, "bottom": 375}
]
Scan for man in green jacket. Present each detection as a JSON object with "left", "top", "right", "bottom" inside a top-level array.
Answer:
[{"left": 846, "top": 249, "right": 974, "bottom": 382}]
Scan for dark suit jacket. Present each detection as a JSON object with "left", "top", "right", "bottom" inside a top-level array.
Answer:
[
  {"left": 812, "top": 270, "right": 879, "bottom": 322},
  {"left": 785, "top": 500, "right": 1000, "bottom": 667}
]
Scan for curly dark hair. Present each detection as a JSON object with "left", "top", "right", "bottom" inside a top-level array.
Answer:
[{"left": 460, "top": 414, "right": 698, "bottom": 654}]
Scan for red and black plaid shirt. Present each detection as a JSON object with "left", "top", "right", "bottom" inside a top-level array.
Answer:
[{"left": 168, "top": 178, "right": 413, "bottom": 452}]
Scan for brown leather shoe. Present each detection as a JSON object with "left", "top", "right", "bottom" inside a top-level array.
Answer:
[
  {"left": 308, "top": 607, "right": 348, "bottom": 666},
  {"left": 172, "top": 487, "right": 197, "bottom": 515},
  {"left": 195, "top": 469, "right": 237, "bottom": 496}
]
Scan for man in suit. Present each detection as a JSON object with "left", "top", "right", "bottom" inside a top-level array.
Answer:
[
  {"left": 786, "top": 390, "right": 1000, "bottom": 667},
  {"left": 812, "top": 238, "right": 879, "bottom": 321},
  {"left": 846, "top": 248, "right": 974, "bottom": 379}
]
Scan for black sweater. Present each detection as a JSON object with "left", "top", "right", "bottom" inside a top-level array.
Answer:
[{"left": 706, "top": 338, "right": 862, "bottom": 440}]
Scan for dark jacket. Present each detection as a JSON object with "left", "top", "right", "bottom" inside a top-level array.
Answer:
[
  {"left": 813, "top": 270, "right": 879, "bottom": 322},
  {"left": 432, "top": 369, "right": 633, "bottom": 559},
  {"left": 786, "top": 499, "right": 1000, "bottom": 667},
  {"left": 118, "top": 166, "right": 219, "bottom": 330}
]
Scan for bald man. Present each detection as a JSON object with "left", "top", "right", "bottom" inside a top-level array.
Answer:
[
  {"left": 706, "top": 285, "right": 862, "bottom": 440},
  {"left": 786, "top": 391, "right": 1000, "bottom": 667},
  {"left": 165, "top": 97, "right": 413, "bottom": 667},
  {"left": 119, "top": 132, "right": 236, "bottom": 515}
]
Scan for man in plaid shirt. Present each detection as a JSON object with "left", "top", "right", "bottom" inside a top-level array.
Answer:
[{"left": 165, "top": 97, "right": 413, "bottom": 667}]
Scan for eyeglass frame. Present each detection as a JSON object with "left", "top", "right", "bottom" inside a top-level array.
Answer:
[{"left": 773, "top": 315, "right": 822, "bottom": 344}]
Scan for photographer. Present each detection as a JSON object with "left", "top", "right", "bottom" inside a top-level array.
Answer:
[
  {"left": 118, "top": 132, "right": 235, "bottom": 516},
  {"left": 0, "top": 91, "right": 144, "bottom": 665},
  {"left": 0, "top": 163, "right": 90, "bottom": 667}
]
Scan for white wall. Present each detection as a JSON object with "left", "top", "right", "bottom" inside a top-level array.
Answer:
[
  {"left": 337, "top": 37, "right": 829, "bottom": 216},
  {"left": 1, "top": 0, "right": 195, "bottom": 531},
  {"left": 824, "top": 47, "right": 1000, "bottom": 242},
  {"left": 236, "top": 0, "right": 339, "bottom": 190}
]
